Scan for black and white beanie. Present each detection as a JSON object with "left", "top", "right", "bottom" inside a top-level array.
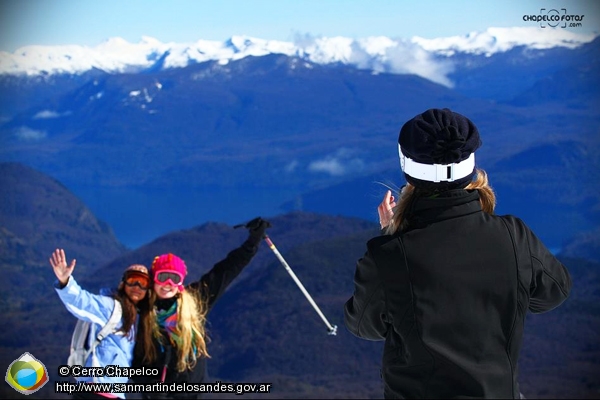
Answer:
[{"left": 398, "top": 108, "right": 482, "bottom": 191}]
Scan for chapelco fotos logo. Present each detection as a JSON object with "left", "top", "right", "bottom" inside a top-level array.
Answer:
[
  {"left": 523, "top": 8, "right": 585, "bottom": 28},
  {"left": 5, "top": 352, "right": 49, "bottom": 395}
]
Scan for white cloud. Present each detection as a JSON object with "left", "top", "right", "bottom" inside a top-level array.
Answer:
[
  {"left": 33, "top": 110, "right": 60, "bottom": 119},
  {"left": 308, "top": 148, "right": 366, "bottom": 176},
  {"left": 32, "top": 110, "right": 71, "bottom": 119},
  {"left": 384, "top": 42, "right": 455, "bottom": 87},
  {"left": 309, "top": 159, "right": 346, "bottom": 176},
  {"left": 294, "top": 34, "right": 454, "bottom": 87},
  {"left": 284, "top": 160, "right": 299, "bottom": 173},
  {"left": 15, "top": 126, "right": 47, "bottom": 140}
]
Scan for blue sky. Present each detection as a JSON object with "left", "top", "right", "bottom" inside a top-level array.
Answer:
[{"left": 0, "top": 0, "right": 599, "bottom": 52}]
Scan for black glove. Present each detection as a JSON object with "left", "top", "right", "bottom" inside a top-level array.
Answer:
[{"left": 244, "top": 217, "right": 272, "bottom": 245}]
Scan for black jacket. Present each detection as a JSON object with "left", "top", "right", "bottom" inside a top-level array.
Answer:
[
  {"left": 344, "top": 190, "right": 572, "bottom": 399},
  {"left": 132, "top": 239, "right": 259, "bottom": 391}
]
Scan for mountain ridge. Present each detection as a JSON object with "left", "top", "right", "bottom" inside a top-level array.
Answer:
[
  {"left": 1, "top": 34, "right": 598, "bottom": 251},
  {"left": 1, "top": 163, "right": 598, "bottom": 399},
  {"left": 1, "top": 27, "right": 596, "bottom": 87}
]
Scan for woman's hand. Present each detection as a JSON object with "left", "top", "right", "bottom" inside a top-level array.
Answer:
[
  {"left": 49, "top": 248, "right": 76, "bottom": 286},
  {"left": 246, "top": 217, "right": 272, "bottom": 244},
  {"left": 377, "top": 190, "right": 396, "bottom": 229}
]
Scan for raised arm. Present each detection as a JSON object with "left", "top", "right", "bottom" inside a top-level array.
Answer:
[
  {"left": 188, "top": 217, "right": 271, "bottom": 308},
  {"left": 51, "top": 248, "right": 116, "bottom": 326}
]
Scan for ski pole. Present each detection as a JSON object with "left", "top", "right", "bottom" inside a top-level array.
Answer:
[
  {"left": 262, "top": 234, "right": 337, "bottom": 336},
  {"left": 234, "top": 219, "right": 337, "bottom": 335}
]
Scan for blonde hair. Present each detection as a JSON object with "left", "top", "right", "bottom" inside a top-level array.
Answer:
[
  {"left": 385, "top": 168, "right": 496, "bottom": 235},
  {"left": 139, "top": 288, "right": 210, "bottom": 372}
]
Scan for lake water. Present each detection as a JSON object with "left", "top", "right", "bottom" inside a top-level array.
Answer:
[
  {"left": 70, "top": 184, "right": 570, "bottom": 255},
  {"left": 70, "top": 185, "right": 299, "bottom": 249}
]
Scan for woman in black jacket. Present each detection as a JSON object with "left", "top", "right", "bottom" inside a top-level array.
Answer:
[
  {"left": 344, "top": 108, "right": 572, "bottom": 399},
  {"left": 133, "top": 217, "right": 270, "bottom": 399}
]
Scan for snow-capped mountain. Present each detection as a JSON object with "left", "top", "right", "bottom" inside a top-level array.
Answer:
[
  {"left": 0, "top": 27, "right": 596, "bottom": 87},
  {"left": 0, "top": 25, "right": 598, "bottom": 252}
]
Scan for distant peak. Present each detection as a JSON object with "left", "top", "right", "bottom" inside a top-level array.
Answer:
[
  {"left": 0, "top": 28, "right": 596, "bottom": 85},
  {"left": 140, "top": 36, "right": 162, "bottom": 45},
  {"left": 226, "top": 35, "right": 255, "bottom": 52},
  {"left": 99, "top": 37, "right": 130, "bottom": 47},
  {"left": 411, "top": 27, "right": 597, "bottom": 55}
]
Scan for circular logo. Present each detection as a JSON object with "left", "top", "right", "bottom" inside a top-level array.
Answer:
[
  {"left": 5, "top": 352, "right": 49, "bottom": 395},
  {"left": 547, "top": 9, "right": 561, "bottom": 27}
]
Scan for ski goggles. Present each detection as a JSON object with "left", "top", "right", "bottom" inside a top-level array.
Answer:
[
  {"left": 124, "top": 275, "right": 149, "bottom": 291},
  {"left": 154, "top": 271, "right": 184, "bottom": 287}
]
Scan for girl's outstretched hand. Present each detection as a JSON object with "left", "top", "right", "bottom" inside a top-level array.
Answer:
[{"left": 49, "top": 248, "right": 76, "bottom": 286}]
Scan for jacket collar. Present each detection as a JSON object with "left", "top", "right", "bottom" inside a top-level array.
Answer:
[{"left": 408, "top": 189, "right": 482, "bottom": 228}]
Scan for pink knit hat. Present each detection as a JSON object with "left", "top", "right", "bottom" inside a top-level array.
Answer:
[{"left": 151, "top": 253, "right": 188, "bottom": 288}]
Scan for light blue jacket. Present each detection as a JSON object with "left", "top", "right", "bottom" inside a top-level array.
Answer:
[{"left": 55, "top": 276, "right": 136, "bottom": 398}]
